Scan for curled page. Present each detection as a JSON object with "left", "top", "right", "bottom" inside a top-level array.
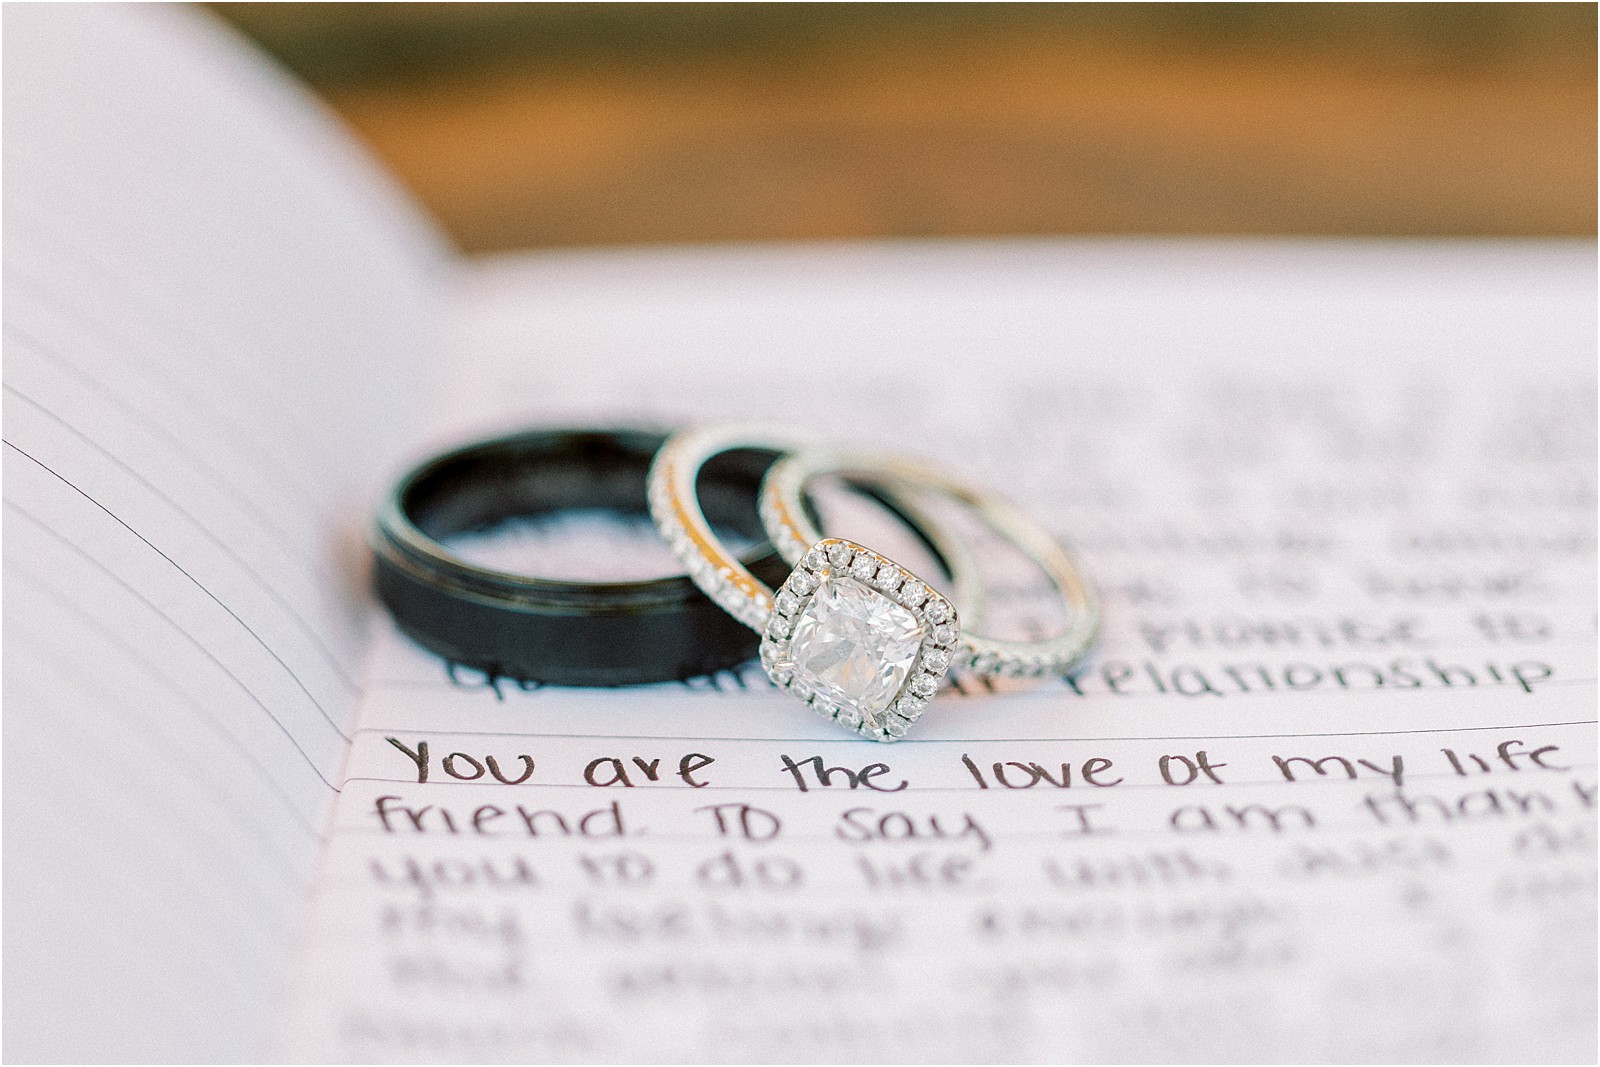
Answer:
[{"left": 3, "top": 6, "right": 445, "bottom": 1062}]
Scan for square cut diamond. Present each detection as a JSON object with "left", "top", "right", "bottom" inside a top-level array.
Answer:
[
  {"left": 761, "top": 539, "right": 959, "bottom": 741},
  {"left": 788, "top": 575, "right": 926, "bottom": 716}
]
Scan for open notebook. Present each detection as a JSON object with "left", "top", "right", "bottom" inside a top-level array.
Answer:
[{"left": 5, "top": 6, "right": 1595, "bottom": 1063}]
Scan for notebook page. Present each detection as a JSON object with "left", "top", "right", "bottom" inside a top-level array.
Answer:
[
  {"left": 3, "top": 7, "right": 446, "bottom": 1062},
  {"left": 279, "top": 241, "right": 1596, "bottom": 1062}
]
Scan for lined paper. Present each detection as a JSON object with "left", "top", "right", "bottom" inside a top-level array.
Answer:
[
  {"left": 278, "top": 242, "right": 1596, "bottom": 1062},
  {"left": 2, "top": 7, "right": 444, "bottom": 1062}
]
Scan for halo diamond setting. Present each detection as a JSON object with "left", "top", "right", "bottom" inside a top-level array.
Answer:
[{"left": 760, "top": 538, "right": 959, "bottom": 741}]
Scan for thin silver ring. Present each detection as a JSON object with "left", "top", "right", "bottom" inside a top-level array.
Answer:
[{"left": 761, "top": 448, "right": 1099, "bottom": 679}]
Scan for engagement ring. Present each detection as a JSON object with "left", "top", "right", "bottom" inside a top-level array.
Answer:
[{"left": 648, "top": 425, "right": 1098, "bottom": 740}]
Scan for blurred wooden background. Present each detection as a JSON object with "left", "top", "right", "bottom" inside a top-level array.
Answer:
[{"left": 211, "top": 2, "right": 1596, "bottom": 252}]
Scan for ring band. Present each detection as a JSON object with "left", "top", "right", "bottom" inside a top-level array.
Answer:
[
  {"left": 649, "top": 424, "right": 1099, "bottom": 740},
  {"left": 373, "top": 427, "right": 796, "bottom": 686},
  {"left": 761, "top": 447, "right": 1099, "bottom": 678}
]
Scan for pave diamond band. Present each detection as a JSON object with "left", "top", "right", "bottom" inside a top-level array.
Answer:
[
  {"left": 647, "top": 424, "right": 982, "bottom": 635},
  {"left": 647, "top": 424, "right": 813, "bottom": 632}
]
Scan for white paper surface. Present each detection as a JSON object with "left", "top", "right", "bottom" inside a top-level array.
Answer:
[
  {"left": 2, "top": 7, "right": 445, "bottom": 1061},
  {"left": 278, "top": 241, "right": 1597, "bottom": 1062}
]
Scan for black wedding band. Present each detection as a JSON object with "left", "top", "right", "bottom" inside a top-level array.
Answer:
[{"left": 373, "top": 428, "right": 798, "bottom": 686}]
